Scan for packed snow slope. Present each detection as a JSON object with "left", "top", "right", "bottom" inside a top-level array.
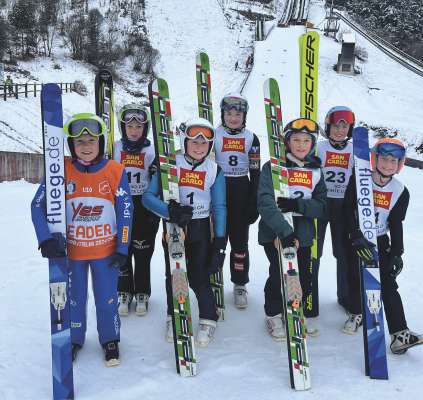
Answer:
[{"left": 1, "top": 1, "right": 422, "bottom": 157}]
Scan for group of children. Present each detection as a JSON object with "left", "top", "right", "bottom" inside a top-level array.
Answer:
[{"left": 31, "top": 92, "right": 421, "bottom": 367}]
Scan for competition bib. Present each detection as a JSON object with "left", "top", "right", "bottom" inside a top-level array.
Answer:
[
  {"left": 176, "top": 155, "right": 218, "bottom": 219},
  {"left": 288, "top": 167, "right": 321, "bottom": 216},
  {"left": 114, "top": 141, "right": 155, "bottom": 195},
  {"left": 317, "top": 140, "right": 353, "bottom": 198},
  {"left": 214, "top": 126, "right": 254, "bottom": 177},
  {"left": 373, "top": 178, "right": 404, "bottom": 236}
]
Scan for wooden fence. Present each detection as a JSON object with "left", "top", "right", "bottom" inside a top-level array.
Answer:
[
  {"left": 0, "top": 82, "right": 75, "bottom": 101},
  {"left": 0, "top": 151, "right": 422, "bottom": 184},
  {"left": 0, "top": 151, "right": 43, "bottom": 183}
]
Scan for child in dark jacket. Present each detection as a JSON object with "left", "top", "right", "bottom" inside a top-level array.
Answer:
[{"left": 258, "top": 118, "right": 327, "bottom": 340}]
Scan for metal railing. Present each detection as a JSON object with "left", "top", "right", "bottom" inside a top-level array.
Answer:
[{"left": 0, "top": 82, "right": 75, "bottom": 101}]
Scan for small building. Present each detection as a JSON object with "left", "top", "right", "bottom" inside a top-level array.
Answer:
[{"left": 337, "top": 32, "right": 356, "bottom": 75}]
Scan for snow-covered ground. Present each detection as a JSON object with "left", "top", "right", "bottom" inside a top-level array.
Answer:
[
  {"left": 2, "top": 164, "right": 423, "bottom": 400},
  {"left": 2, "top": 0, "right": 423, "bottom": 399}
]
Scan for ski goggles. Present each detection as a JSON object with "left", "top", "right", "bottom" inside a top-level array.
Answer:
[
  {"left": 221, "top": 97, "right": 248, "bottom": 113},
  {"left": 186, "top": 125, "right": 215, "bottom": 141},
  {"left": 327, "top": 109, "right": 355, "bottom": 125},
  {"left": 284, "top": 118, "right": 319, "bottom": 134},
  {"left": 120, "top": 109, "right": 148, "bottom": 124},
  {"left": 66, "top": 118, "right": 104, "bottom": 138},
  {"left": 376, "top": 141, "right": 406, "bottom": 159}
]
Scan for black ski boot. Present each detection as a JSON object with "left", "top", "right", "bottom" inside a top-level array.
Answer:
[{"left": 102, "top": 341, "right": 120, "bottom": 367}]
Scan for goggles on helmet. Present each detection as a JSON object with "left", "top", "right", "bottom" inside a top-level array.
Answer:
[
  {"left": 285, "top": 118, "right": 319, "bottom": 134},
  {"left": 120, "top": 109, "right": 148, "bottom": 124},
  {"left": 67, "top": 118, "right": 104, "bottom": 138},
  {"left": 186, "top": 125, "right": 215, "bottom": 141},
  {"left": 327, "top": 109, "right": 355, "bottom": 125},
  {"left": 221, "top": 96, "right": 248, "bottom": 113},
  {"left": 375, "top": 141, "right": 406, "bottom": 159}
]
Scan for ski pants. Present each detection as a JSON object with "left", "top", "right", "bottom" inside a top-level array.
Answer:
[
  {"left": 317, "top": 197, "right": 350, "bottom": 306},
  {"left": 225, "top": 176, "right": 250, "bottom": 285},
  {"left": 163, "top": 218, "right": 218, "bottom": 322},
  {"left": 69, "top": 256, "right": 120, "bottom": 346},
  {"left": 263, "top": 242, "right": 313, "bottom": 318},
  {"left": 347, "top": 234, "right": 407, "bottom": 334},
  {"left": 118, "top": 197, "right": 160, "bottom": 295}
]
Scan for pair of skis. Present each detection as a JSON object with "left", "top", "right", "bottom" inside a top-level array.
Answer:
[{"left": 261, "top": 31, "right": 319, "bottom": 391}]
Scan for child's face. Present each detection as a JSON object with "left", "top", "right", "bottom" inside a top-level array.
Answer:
[
  {"left": 73, "top": 134, "right": 100, "bottom": 162},
  {"left": 329, "top": 122, "right": 350, "bottom": 141},
  {"left": 186, "top": 137, "right": 209, "bottom": 160},
  {"left": 376, "top": 154, "right": 399, "bottom": 176},
  {"left": 125, "top": 121, "right": 145, "bottom": 141},
  {"left": 288, "top": 132, "right": 313, "bottom": 160},
  {"left": 224, "top": 109, "right": 244, "bottom": 130}
]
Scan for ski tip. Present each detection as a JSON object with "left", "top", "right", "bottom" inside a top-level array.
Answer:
[{"left": 41, "top": 83, "right": 61, "bottom": 97}]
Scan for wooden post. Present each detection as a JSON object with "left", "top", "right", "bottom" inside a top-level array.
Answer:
[
  {"left": 14, "top": 84, "right": 18, "bottom": 99},
  {"left": 25, "top": 83, "right": 28, "bottom": 98},
  {"left": 34, "top": 83, "right": 37, "bottom": 97}
]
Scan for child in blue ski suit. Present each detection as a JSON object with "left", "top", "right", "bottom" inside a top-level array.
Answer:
[{"left": 31, "top": 113, "right": 133, "bottom": 366}]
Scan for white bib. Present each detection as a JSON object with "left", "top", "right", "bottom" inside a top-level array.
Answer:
[
  {"left": 176, "top": 154, "right": 218, "bottom": 219},
  {"left": 287, "top": 167, "right": 321, "bottom": 216},
  {"left": 317, "top": 140, "right": 353, "bottom": 199},
  {"left": 373, "top": 177, "right": 404, "bottom": 236},
  {"left": 214, "top": 125, "right": 254, "bottom": 177},
  {"left": 113, "top": 141, "right": 155, "bottom": 195}
]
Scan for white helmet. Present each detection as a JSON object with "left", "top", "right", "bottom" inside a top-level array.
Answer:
[{"left": 178, "top": 117, "right": 215, "bottom": 158}]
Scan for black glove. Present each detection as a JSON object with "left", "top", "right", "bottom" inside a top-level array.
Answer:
[
  {"left": 350, "top": 230, "right": 376, "bottom": 265},
  {"left": 389, "top": 254, "right": 403, "bottom": 278},
  {"left": 109, "top": 253, "right": 128, "bottom": 269},
  {"left": 281, "top": 232, "right": 297, "bottom": 249},
  {"left": 277, "top": 197, "right": 299, "bottom": 213},
  {"left": 168, "top": 200, "right": 193, "bottom": 228},
  {"left": 208, "top": 237, "right": 226, "bottom": 274},
  {"left": 40, "top": 238, "right": 66, "bottom": 259},
  {"left": 247, "top": 200, "right": 259, "bottom": 225}
]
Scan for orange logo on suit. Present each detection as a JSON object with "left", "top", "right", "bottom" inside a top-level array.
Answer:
[
  {"left": 179, "top": 168, "right": 206, "bottom": 190},
  {"left": 222, "top": 137, "right": 245, "bottom": 152}
]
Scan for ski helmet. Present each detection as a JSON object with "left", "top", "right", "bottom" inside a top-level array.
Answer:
[
  {"left": 324, "top": 106, "right": 355, "bottom": 140},
  {"left": 371, "top": 138, "right": 406, "bottom": 175},
  {"left": 117, "top": 103, "right": 150, "bottom": 140},
  {"left": 179, "top": 117, "right": 215, "bottom": 159},
  {"left": 220, "top": 92, "right": 249, "bottom": 131},
  {"left": 63, "top": 113, "right": 107, "bottom": 159},
  {"left": 283, "top": 118, "right": 320, "bottom": 157}
]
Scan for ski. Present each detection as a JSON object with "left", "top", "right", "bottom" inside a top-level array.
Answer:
[
  {"left": 95, "top": 69, "right": 114, "bottom": 158},
  {"left": 264, "top": 78, "right": 311, "bottom": 390},
  {"left": 196, "top": 51, "right": 214, "bottom": 123},
  {"left": 299, "top": 30, "right": 320, "bottom": 316},
  {"left": 195, "top": 51, "right": 225, "bottom": 321},
  {"left": 352, "top": 127, "right": 388, "bottom": 380},
  {"left": 41, "top": 84, "right": 74, "bottom": 399},
  {"left": 148, "top": 78, "right": 197, "bottom": 377}
]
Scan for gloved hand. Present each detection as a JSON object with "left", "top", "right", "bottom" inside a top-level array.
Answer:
[
  {"left": 208, "top": 237, "right": 226, "bottom": 274},
  {"left": 277, "top": 197, "right": 299, "bottom": 213},
  {"left": 168, "top": 199, "right": 193, "bottom": 228},
  {"left": 350, "top": 230, "right": 376, "bottom": 265},
  {"left": 280, "top": 232, "right": 298, "bottom": 249},
  {"left": 40, "top": 238, "right": 66, "bottom": 259},
  {"left": 389, "top": 254, "right": 403, "bottom": 278},
  {"left": 109, "top": 253, "right": 128, "bottom": 269}
]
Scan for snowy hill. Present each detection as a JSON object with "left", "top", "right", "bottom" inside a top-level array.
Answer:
[{"left": 1, "top": 0, "right": 423, "bottom": 399}]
